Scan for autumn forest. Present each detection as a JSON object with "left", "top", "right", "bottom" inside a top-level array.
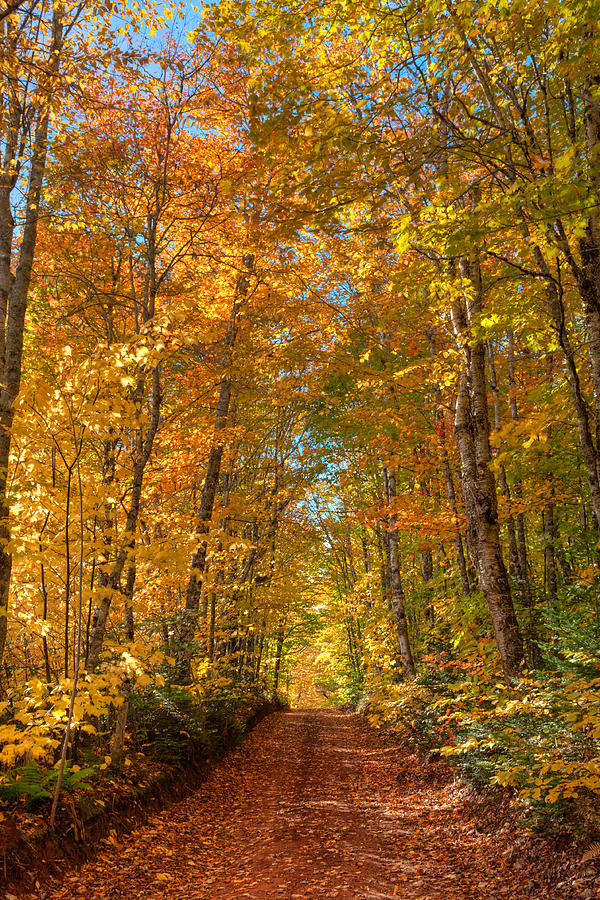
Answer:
[{"left": 2, "top": 0, "right": 600, "bottom": 896}]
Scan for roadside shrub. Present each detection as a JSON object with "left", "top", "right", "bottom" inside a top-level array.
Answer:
[
  {"left": 365, "top": 650, "right": 600, "bottom": 816},
  {"left": 129, "top": 682, "right": 271, "bottom": 764}
]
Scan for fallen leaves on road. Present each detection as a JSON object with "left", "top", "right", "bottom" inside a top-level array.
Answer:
[{"left": 14, "top": 710, "right": 596, "bottom": 899}]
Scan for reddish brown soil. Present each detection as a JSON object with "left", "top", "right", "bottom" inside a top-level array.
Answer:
[{"left": 15, "top": 710, "right": 588, "bottom": 899}]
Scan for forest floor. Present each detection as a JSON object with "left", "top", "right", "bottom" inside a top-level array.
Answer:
[{"left": 14, "top": 709, "right": 597, "bottom": 899}]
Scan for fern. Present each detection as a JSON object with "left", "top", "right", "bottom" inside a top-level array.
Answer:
[
  {"left": 0, "top": 761, "right": 96, "bottom": 808},
  {"left": 0, "top": 762, "right": 51, "bottom": 805},
  {"left": 582, "top": 842, "right": 600, "bottom": 863}
]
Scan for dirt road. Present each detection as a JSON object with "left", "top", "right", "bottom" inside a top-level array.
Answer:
[{"left": 31, "top": 709, "right": 567, "bottom": 899}]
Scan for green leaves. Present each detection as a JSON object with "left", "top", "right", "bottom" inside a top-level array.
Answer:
[{"left": 0, "top": 761, "right": 96, "bottom": 808}]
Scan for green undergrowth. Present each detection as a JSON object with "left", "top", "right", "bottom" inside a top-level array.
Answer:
[
  {"left": 129, "top": 681, "right": 279, "bottom": 764},
  {"left": 0, "top": 760, "right": 95, "bottom": 808},
  {"left": 0, "top": 680, "right": 277, "bottom": 817},
  {"left": 363, "top": 646, "right": 600, "bottom": 834}
]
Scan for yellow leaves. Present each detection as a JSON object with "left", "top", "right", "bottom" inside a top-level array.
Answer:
[
  {"left": 439, "top": 736, "right": 493, "bottom": 756},
  {"left": 523, "top": 432, "right": 548, "bottom": 450},
  {"left": 367, "top": 665, "right": 600, "bottom": 811},
  {"left": 492, "top": 770, "right": 520, "bottom": 788},
  {"left": 554, "top": 145, "right": 577, "bottom": 174},
  {"left": 576, "top": 565, "right": 597, "bottom": 586},
  {"left": 194, "top": 659, "right": 210, "bottom": 679},
  {"left": 479, "top": 313, "right": 500, "bottom": 331},
  {"left": 135, "top": 346, "right": 150, "bottom": 362},
  {"left": 518, "top": 760, "right": 600, "bottom": 805},
  {"left": 393, "top": 213, "right": 412, "bottom": 254},
  {"left": 0, "top": 673, "right": 126, "bottom": 766}
]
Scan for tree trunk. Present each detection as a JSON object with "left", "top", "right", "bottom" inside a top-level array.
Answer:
[
  {"left": 576, "top": 76, "right": 600, "bottom": 451},
  {"left": 543, "top": 500, "right": 558, "bottom": 605},
  {"left": 426, "top": 327, "right": 472, "bottom": 595},
  {"left": 451, "top": 255, "right": 524, "bottom": 677},
  {"left": 272, "top": 625, "right": 285, "bottom": 694},
  {"left": 111, "top": 678, "right": 131, "bottom": 765},
  {"left": 383, "top": 468, "right": 416, "bottom": 679}
]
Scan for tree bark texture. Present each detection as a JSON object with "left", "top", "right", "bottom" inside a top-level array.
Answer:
[
  {"left": 451, "top": 256, "right": 524, "bottom": 676},
  {"left": 383, "top": 468, "right": 416, "bottom": 679}
]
